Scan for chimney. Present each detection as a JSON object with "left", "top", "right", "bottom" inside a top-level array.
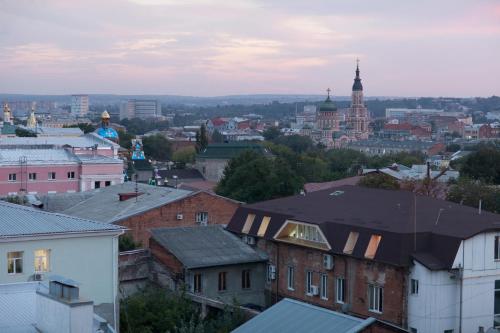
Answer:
[{"left": 118, "top": 192, "right": 143, "bottom": 201}]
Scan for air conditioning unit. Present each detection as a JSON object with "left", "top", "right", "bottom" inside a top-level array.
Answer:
[
  {"left": 176, "top": 213, "right": 183, "bottom": 220},
  {"left": 323, "top": 254, "right": 334, "bottom": 270},
  {"left": 33, "top": 273, "right": 43, "bottom": 281},
  {"left": 268, "top": 264, "right": 276, "bottom": 280},
  {"left": 310, "top": 285, "right": 319, "bottom": 296}
]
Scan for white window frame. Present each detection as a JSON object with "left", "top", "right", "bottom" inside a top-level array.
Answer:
[
  {"left": 306, "top": 271, "right": 313, "bottom": 296},
  {"left": 495, "top": 236, "right": 500, "bottom": 261},
  {"left": 7, "top": 251, "right": 23, "bottom": 275},
  {"left": 48, "top": 172, "right": 56, "bottom": 180},
  {"left": 410, "top": 279, "right": 419, "bottom": 295},
  {"left": 29, "top": 172, "right": 37, "bottom": 181},
  {"left": 195, "top": 212, "right": 208, "bottom": 225},
  {"left": 336, "top": 277, "right": 346, "bottom": 304},
  {"left": 8, "top": 173, "right": 16, "bottom": 182},
  {"left": 320, "top": 273, "right": 328, "bottom": 300},
  {"left": 34, "top": 249, "right": 50, "bottom": 273},
  {"left": 67, "top": 171, "right": 75, "bottom": 179},
  {"left": 368, "top": 284, "right": 383, "bottom": 313},
  {"left": 287, "top": 266, "right": 295, "bottom": 291}
]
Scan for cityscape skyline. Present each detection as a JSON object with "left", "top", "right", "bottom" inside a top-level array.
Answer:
[{"left": 0, "top": 0, "right": 499, "bottom": 97}]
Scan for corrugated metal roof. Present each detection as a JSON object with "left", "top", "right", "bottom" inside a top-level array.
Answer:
[
  {"left": 0, "top": 148, "right": 78, "bottom": 166},
  {"left": 0, "top": 201, "right": 124, "bottom": 238},
  {"left": 232, "top": 298, "right": 374, "bottom": 333},
  {"left": 151, "top": 225, "right": 267, "bottom": 269},
  {"left": 0, "top": 133, "right": 117, "bottom": 148},
  {"left": 0, "top": 282, "right": 44, "bottom": 332}
]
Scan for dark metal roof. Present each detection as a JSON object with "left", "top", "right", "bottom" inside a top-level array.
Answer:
[
  {"left": 318, "top": 96, "right": 337, "bottom": 112},
  {"left": 157, "top": 168, "right": 203, "bottom": 180},
  {"left": 226, "top": 186, "right": 500, "bottom": 269},
  {"left": 151, "top": 225, "right": 267, "bottom": 269},
  {"left": 352, "top": 65, "right": 363, "bottom": 91}
]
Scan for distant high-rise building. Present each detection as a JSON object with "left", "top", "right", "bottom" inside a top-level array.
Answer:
[
  {"left": 119, "top": 99, "right": 161, "bottom": 120},
  {"left": 346, "top": 60, "right": 370, "bottom": 140},
  {"left": 70, "top": 95, "right": 89, "bottom": 117}
]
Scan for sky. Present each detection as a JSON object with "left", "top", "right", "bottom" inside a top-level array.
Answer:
[{"left": 0, "top": 0, "right": 499, "bottom": 97}]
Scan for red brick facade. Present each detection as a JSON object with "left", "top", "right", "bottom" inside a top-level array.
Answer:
[
  {"left": 118, "top": 191, "right": 240, "bottom": 247},
  {"left": 258, "top": 239, "right": 408, "bottom": 327},
  {"left": 150, "top": 238, "right": 183, "bottom": 275}
]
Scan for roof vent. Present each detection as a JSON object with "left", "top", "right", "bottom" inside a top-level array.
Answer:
[{"left": 330, "top": 190, "right": 344, "bottom": 196}]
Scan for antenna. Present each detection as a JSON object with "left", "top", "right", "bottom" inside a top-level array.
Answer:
[
  {"left": 435, "top": 208, "right": 444, "bottom": 225},
  {"left": 479, "top": 199, "right": 482, "bottom": 214}
]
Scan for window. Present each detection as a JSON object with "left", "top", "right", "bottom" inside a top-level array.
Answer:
[
  {"left": 411, "top": 279, "right": 419, "bottom": 295},
  {"left": 495, "top": 280, "right": 500, "bottom": 327},
  {"left": 443, "top": 330, "right": 453, "bottom": 333},
  {"left": 193, "top": 273, "right": 202, "bottom": 293},
  {"left": 267, "top": 264, "right": 276, "bottom": 282},
  {"left": 196, "top": 212, "right": 208, "bottom": 225},
  {"left": 365, "top": 235, "right": 382, "bottom": 259},
  {"left": 291, "top": 224, "right": 323, "bottom": 243},
  {"left": 306, "top": 271, "right": 313, "bottom": 295},
  {"left": 287, "top": 266, "right": 295, "bottom": 291},
  {"left": 495, "top": 236, "right": 500, "bottom": 260},
  {"left": 8, "top": 173, "right": 16, "bottom": 181},
  {"left": 7, "top": 251, "right": 23, "bottom": 274},
  {"left": 48, "top": 172, "right": 56, "bottom": 180},
  {"left": 29, "top": 173, "right": 37, "bottom": 181},
  {"left": 410, "top": 328, "right": 417, "bottom": 333},
  {"left": 67, "top": 171, "right": 75, "bottom": 179},
  {"left": 242, "top": 269, "right": 251, "bottom": 289},
  {"left": 218, "top": 272, "right": 227, "bottom": 291},
  {"left": 94, "top": 181, "right": 101, "bottom": 189},
  {"left": 320, "top": 274, "right": 328, "bottom": 300},
  {"left": 368, "top": 284, "right": 383, "bottom": 313},
  {"left": 105, "top": 181, "right": 111, "bottom": 187},
  {"left": 34, "top": 249, "right": 50, "bottom": 272},
  {"left": 242, "top": 214, "right": 255, "bottom": 234},
  {"left": 257, "top": 216, "right": 271, "bottom": 237},
  {"left": 336, "top": 277, "right": 346, "bottom": 303},
  {"left": 343, "top": 232, "right": 359, "bottom": 254}
]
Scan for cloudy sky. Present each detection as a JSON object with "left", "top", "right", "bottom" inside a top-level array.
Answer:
[{"left": 0, "top": 0, "right": 499, "bottom": 97}]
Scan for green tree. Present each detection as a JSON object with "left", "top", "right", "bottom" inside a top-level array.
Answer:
[
  {"left": 64, "top": 123, "right": 96, "bottom": 134},
  {"left": 172, "top": 146, "right": 197, "bottom": 166},
  {"left": 119, "top": 234, "right": 141, "bottom": 251},
  {"left": 196, "top": 124, "right": 209, "bottom": 153},
  {"left": 273, "top": 135, "right": 314, "bottom": 153},
  {"left": 460, "top": 147, "right": 500, "bottom": 184},
  {"left": 211, "top": 129, "right": 224, "bottom": 143},
  {"left": 143, "top": 134, "right": 172, "bottom": 161},
  {"left": 15, "top": 128, "right": 37, "bottom": 137},
  {"left": 358, "top": 174, "right": 400, "bottom": 190},
  {"left": 447, "top": 178, "right": 500, "bottom": 213},
  {"left": 263, "top": 126, "right": 281, "bottom": 141},
  {"left": 118, "top": 130, "right": 134, "bottom": 150}
]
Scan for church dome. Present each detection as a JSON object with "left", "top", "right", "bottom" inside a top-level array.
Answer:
[
  {"left": 96, "top": 126, "right": 118, "bottom": 140},
  {"left": 319, "top": 95, "right": 337, "bottom": 112},
  {"left": 101, "top": 110, "right": 111, "bottom": 119}
]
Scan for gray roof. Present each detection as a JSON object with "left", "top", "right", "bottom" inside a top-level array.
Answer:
[
  {"left": 232, "top": 298, "right": 376, "bottom": 333},
  {"left": 348, "top": 139, "right": 435, "bottom": 150},
  {"left": 43, "top": 183, "right": 192, "bottom": 224},
  {"left": 0, "top": 201, "right": 124, "bottom": 238},
  {"left": 151, "top": 225, "right": 267, "bottom": 269},
  {"left": 0, "top": 133, "right": 118, "bottom": 149},
  {"left": 0, "top": 148, "right": 78, "bottom": 166}
]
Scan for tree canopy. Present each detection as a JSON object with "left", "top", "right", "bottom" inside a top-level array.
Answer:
[
  {"left": 196, "top": 124, "right": 209, "bottom": 152},
  {"left": 459, "top": 147, "right": 500, "bottom": 184},
  {"left": 172, "top": 146, "right": 197, "bottom": 166},
  {"left": 143, "top": 134, "right": 172, "bottom": 161},
  {"left": 357, "top": 173, "right": 400, "bottom": 190}
]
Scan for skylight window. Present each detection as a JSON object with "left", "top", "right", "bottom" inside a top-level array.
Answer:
[
  {"left": 257, "top": 216, "right": 271, "bottom": 237},
  {"left": 365, "top": 235, "right": 382, "bottom": 259},
  {"left": 343, "top": 232, "right": 359, "bottom": 255},
  {"left": 242, "top": 214, "right": 255, "bottom": 234},
  {"left": 330, "top": 190, "right": 344, "bottom": 196}
]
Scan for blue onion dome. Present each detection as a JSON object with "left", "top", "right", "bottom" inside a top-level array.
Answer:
[
  {"left": 319, "top": 89, "right": 337, "bottom": 112},
  {"left": 95, "top": 110, "right": 118, "bottom": 141}
]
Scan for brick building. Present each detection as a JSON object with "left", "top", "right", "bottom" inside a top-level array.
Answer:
[
  {"left": 43, "top": 182, "right": 241, "bottom": 247},
  {"left": 226, "top": 185, "right": 500, "bottom": 332}
]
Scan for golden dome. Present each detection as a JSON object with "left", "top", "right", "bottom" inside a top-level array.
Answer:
[{"left": 101, "top": 110, "right": 110, "bottom": 119}]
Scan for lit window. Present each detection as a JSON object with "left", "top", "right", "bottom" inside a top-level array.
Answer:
[
  {"left": 343, "top": 232, "right": 359, "bottom": 255},
  {"left": 196, "top": 212, "right": 208, "bottom": 225},
  {"left": 193, "top": 273, "right": 202, "bottom": 293},
  {"left": 29, "top": 173, "right": 37, "bottom": 181},
  {"left": 291, "top": 224, "right": 323, "bottom": 243},
  {"left": 242, "top": 214, "right": 255, "bottom": 234},
  {"left": 336, "top": 277, "right": 346, "bottom": 303},
  {"left": 410, "top": 279, "right": 419, "bottom": 295},
  {"left": 257, "top": 216, "right": 271, "bottom": 237},
  {"left": 320, "top": 274, "right": 328, "bottom": 300},
  {"left": 368, "top": 284, "right": 383, "bottom": 313},
  {"left": 34, "top": 249, "right": 50, "bottom": 273},
  {"left": 306, "top": 271, "right": 313, "bottom": 295},
  {"left": 495, "top": 236, "right": 500, "bottom": 260},
  {"left": 365, "top": 235, "right": 382, "bottom": 259},
  {"left": 241, "top": 269, "right": 251, "bottom": 289},
  {"left": 218, "top": 272, "right": 227, "bottom": 291},
  {"left": 287, "top": 266, "right": 295, "bottom": 291},
  {"left": 8, "top": 173, "right": 16, "bottom": 182},
  {"left": 67, "top": 171, "right": 75, "bottom": 179},
  {"left": 48, "top": 172, "right": 56, "bottom": 180},
  {"left": 7, "top": 251, "right": 23, "bottom": 274}
]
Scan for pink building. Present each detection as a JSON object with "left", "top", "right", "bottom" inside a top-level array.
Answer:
[{"left": 0, "top": 133, "right": 124, "bottom": 196}]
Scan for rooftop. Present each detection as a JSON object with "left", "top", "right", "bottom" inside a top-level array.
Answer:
[
  {"left": 197, "top": 143, "right": 270, "bottom": 160},
  {"left": 0, "top": 148, "right": 77, "bottom": 166},
  {"left": 151, "top": 225, "right": 267, "bottom": 269},
  {"left": 348, "top": 139, "right": 436, "bottom": 149},
  {"left": 227, "top": 185, "right": 500, "bottom": 269},
  {"left": 0, "top": 133, "right": 118, "bottom": 149},
  {"left": 42, "top": 182, "right": 192, "bottom": 223},
  {"left": 0, "top": 201, "right": 124, "bottom": 238},
  {"left": 232, "top": 298, "right": 381, "bottom": 333}
]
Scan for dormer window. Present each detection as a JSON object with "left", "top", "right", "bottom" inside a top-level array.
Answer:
[
  {"left": 274, "top": 220, "right": 330, "bottom": 250},
  {"left": 257, "top": 216, "right": 271, "bottom": 237},
  {"left": 242, "top": 214, "right": 255, "bottom": 234},
  {"left": 343, "top": 232, "right": 359, "bottom": 255},
  {"left": 365, "top": 235, "right": 382, "bottom": 259}
]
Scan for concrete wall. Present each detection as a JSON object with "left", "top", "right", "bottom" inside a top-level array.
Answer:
[{"left": 195, "top": 158, "right": 228, "bottom": 182}]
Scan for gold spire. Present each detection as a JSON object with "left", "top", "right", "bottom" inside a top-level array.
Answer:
[{"left": 27, "top": 103, "right": 37, "bottom": 128}]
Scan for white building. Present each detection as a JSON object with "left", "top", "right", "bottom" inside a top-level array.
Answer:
[
  {"left": 120, "top": 99, "right": 161, "bottom": 120},
  {"left": 70, "top": 94, "right": 89, "bottom": 118},
  {"left": 0, "top": 201, "right": 125, "bottom": 329}
]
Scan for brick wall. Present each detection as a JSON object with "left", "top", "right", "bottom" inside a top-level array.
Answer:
[
  {"left": 118, "top": 191, "right": 240, "bottom": 247},
  {"left": 258, "top": 239, "right": 408, "bottom": 327},
  {"left": 150, "top": 238, "right": 184, "bottom": 276}
]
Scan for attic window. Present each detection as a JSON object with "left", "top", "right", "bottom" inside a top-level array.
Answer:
[
  {"left": 257, "top": 216, "right": 271, "bottom": 237},
  {"left": 364, "top": 235, "right": 382, "bottom": 259},
  {"left": 330, "top": 190, "right": 344, "bottom": 196},
  {"left": 242, "top": 214, "right": 255, "bottom": 234},
  {"left": 343, "top": 232, "right": 359, "bottom": 255}
]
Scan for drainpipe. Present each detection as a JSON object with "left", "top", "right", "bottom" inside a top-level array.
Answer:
[
  {"left": 275, "top": 243, "right": 280, "bottom": 304},
  {"left": 459, "top": 243, "right": 465, "bottom": 333},
  {"left": 113, "top": 234, "right": 120, "bottom": 332}
]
